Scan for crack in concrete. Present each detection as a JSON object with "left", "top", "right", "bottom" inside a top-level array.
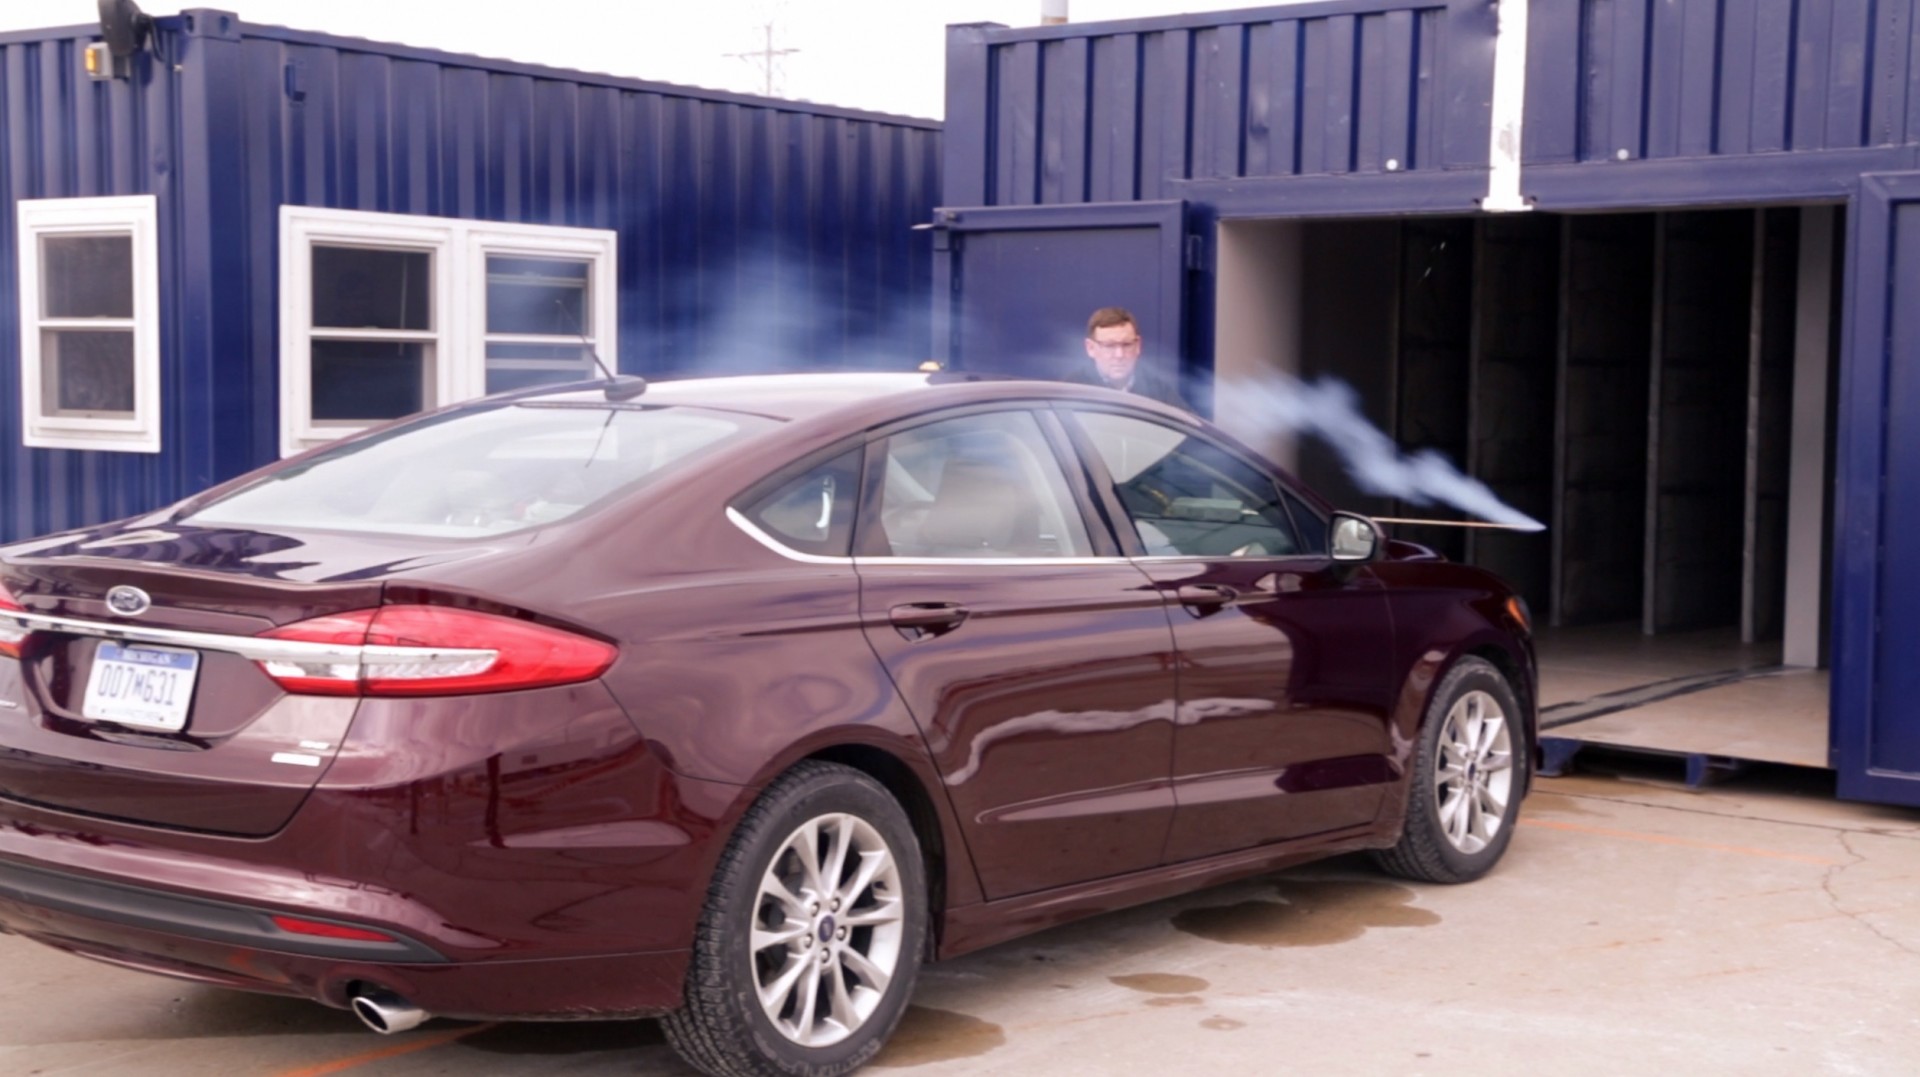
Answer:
[{"left": 1819, "top": 832, "right": 1920, "bottom": 958}]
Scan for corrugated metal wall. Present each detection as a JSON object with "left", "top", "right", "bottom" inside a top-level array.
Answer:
[
  {"left": 950, "top": 0, "right": 1920, "bottom": 212},
  {"left": 1527, "top": 0, "right": 1920, "bottom": 164},
  {"left": 0, "top": 12, "right": 940, "bottom": 545},
  {"left": 233, "top": 19, "right": 939, "bottom": 376},
  {"left": 0, "top": 25, "right": 180, "bottom": 541},
  {"left": 945, "top": 1, "right": 1491, "bottom": 208}
]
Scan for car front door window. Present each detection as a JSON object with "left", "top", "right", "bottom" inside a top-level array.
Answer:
[{"left": 1069, "top": 411, "right": 1306, "bottom": 558}]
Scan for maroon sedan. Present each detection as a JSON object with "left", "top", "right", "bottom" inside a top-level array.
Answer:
[{"left": 0, "top": 373, "right": 1533, "bottom": 1076}]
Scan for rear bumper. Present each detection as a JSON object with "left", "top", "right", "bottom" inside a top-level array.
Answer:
[
  {"left": 0, "top": 855, "right": 690, "bottom": 1019},
  {"left": 0, "top": 680, "right": 751, "bottom": 1020},
  {"left": 0, "top": 855, "right": 444, "bottom": 963}
]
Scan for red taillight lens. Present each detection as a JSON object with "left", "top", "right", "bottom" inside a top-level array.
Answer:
[
  {"left": 0, "top": 583, "right": 29, "bottom": 659},
  {"left": 269, "top": 914, "right": 399, "bottom": 944},
  {"left": 257, "top": 605, "right": 615, "bottom": 697}
]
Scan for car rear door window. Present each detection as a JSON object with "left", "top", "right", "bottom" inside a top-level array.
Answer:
[
  {"left": 867, "top": 411, "right": 1093, "bottom": 559},
  {"left": 1070, "top": 410, "right": 1303, "bottom": 558},
  {"left": 736, "top": 449, "right": 863, "bottom": 557}
]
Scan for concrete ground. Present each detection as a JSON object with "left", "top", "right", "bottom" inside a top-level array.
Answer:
[{"left": 6, "top": 756, "right": 1918, "bottom": 1076}]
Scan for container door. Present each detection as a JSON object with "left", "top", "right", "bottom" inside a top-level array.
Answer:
[
  {"left": 1835, "top": 173, "right": 1920, "bottom": 806},
  {"left": 932, "top": 201, "right": 1189, "bottom": 384}
]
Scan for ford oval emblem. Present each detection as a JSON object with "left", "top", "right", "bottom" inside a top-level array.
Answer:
[{"left": 106, "top": 585, "right": 152, "bottom": 617}]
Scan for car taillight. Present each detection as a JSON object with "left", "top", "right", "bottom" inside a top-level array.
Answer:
[
  {"left": 0, "top": 583, "right": 29, "bottom": 659},
  {"left": 257, "top": 605, "right": 615, "bottom": 697}
]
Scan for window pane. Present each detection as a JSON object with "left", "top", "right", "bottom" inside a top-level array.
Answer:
[
  {"left": 740, "top": 450, "right": 862, "bottom": 557},
  {"left": 484, "top": 341, "right": 597, "bottom": 394},
  {"left": 41, "top": 329, "right": 135, "bottom": 415},
  {"left": 1074, "top": 411, "right": 1301, "bottom": 558},
  {"left": 312, "top": 246, "right": 431, "bottom": 330},
  {"left": 487, "top": 256, "right": 590, "bottom": 336},
  {"left": 311, "top": 340, "right": 427, "bottom": 421},
  {"left": 41, "top": 234, "right": 133, "bottom": 319},
  {"left": 487, "top": 342, "right": 593, "bottom": 363},
  {"left": 876, "top": 411, "right": 1092, "bottom": 559},
  {"left": 486, "top": 367, "right": 592, "bottom": 394},
  {"left": 189, "top": 402, "right": 775, "bottom": 538}
]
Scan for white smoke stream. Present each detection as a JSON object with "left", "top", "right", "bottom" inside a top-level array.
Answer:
[{"left": 1213, "top": 371, "right": 1546, "bottom": 532}]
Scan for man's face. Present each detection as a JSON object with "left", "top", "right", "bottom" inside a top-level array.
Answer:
[{"left": 1085, "top": 323, "right": 1143, "bottom": 385}]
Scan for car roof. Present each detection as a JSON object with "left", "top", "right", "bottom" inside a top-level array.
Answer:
[{"left": 512, "top": 371, "right": 1166, "bottom": 424}]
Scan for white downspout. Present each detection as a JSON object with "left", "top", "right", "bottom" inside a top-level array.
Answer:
[{"left": 1483, "top": 0, "right": 1531, "bottom": 212}]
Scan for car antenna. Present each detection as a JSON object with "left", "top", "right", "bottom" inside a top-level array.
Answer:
[{"left": 555, "top": 298, "right": 647, "bottom": 402}]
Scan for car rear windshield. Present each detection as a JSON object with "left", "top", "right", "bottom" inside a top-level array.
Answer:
[{"left": 186, "top": 401, "right": 776, "bottom": 538}]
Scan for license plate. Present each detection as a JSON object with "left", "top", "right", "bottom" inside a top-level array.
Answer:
[{"left": 82, "top": 643, "right": 199, "bottom": 732}]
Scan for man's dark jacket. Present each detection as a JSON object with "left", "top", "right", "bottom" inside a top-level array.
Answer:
[{"left": 1058, "top": 360, "right": 1190, "bottom": 410}]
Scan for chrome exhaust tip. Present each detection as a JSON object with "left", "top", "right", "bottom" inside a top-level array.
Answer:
[{"left": 350, "top": 988, "right": 429, "bottom": 1034}]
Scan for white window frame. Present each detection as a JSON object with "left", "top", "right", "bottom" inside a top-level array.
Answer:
[
  {"left": 279, "top": 206, "right": 617, "bottom": 457},
  {"left": 16, "top": 195, "right": 162, "bottom": 453}
]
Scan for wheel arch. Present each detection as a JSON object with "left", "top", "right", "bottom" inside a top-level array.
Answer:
[
  {"left": 805, "top": 743, "right": 955, "bottom": 959},
  {"left": 1463, "top": 641, "right": 1537, "bottom": 798}
]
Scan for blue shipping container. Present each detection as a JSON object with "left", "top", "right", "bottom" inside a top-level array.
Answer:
[{"left": 0, "top": 8, "right": 939, "bottom": 542}]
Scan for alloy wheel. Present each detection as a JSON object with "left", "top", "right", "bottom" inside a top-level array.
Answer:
[
  {"left": 1432, "top": 689, "right": 1515, "bottom": 855},
  {"left": 750, "top": 812, "right": 906, "bottom": 1048}
]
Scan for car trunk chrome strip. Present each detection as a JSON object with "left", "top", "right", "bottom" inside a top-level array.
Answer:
[{"left": 0, "top": 609, "right": 494, "bottom": 667}]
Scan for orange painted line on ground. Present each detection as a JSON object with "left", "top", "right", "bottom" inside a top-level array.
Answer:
[
  {"left": 1520, "top": 818, "right": 1838, "bottom": 865},
  {"left": 273, "top": 1022, "right": 497, "bottom": 1077}
]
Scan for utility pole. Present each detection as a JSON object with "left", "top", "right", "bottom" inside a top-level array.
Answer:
[{"left": 723, "top": 23, "right": 798, "bottom": 97}]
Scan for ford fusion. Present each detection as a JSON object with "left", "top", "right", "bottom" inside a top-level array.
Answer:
[{"left": 0, "top": 373, "right": 1535, "bottom": 1077}]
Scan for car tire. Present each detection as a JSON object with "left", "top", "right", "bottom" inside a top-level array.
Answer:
[
  {"left": 1372, "top": 656, "right": 1527, "bottom": 884},
  {"left": 664, "top": 761, "right": 927, "bottom": 1077}
]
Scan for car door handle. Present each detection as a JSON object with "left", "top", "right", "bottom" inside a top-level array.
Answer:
[
  {"left": 1174, "top": 584, "right": 1238, "bottom": 615},
  {"left": 890, "top": 602, "right": 970, "bottom": 639}
]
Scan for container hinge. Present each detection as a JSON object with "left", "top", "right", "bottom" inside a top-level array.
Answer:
[{"left": 1185, "top": 234, "right": 1206, "bottom": 271}]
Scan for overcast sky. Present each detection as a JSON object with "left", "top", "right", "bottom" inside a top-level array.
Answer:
[{"left": 0, "top": 1, "right": 1291, "bottom": 118}]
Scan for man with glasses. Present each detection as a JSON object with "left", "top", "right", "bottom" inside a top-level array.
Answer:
[{"left": 1066, "top": 306, "right": 1189, "bottom": 409}]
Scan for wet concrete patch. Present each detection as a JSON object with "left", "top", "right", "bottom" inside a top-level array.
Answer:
[
  {"left": 1144, "top": 996, "right": 1205, "bottom": 1008},
  {"left": 1108, "top": 972, "right": 1211, "bottom": 995},
  {"left": 1172, "top": 880, "right": 1439, "bottom": 948},
  {"left": 869, "top": 1006, "right": 1006, "bottom": 1068}
]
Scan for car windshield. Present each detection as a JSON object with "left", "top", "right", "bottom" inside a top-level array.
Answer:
[{"left": 186, "top": 401, "right": 776, "bottom": 538}]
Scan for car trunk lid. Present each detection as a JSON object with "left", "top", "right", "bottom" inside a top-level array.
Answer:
[{"left": 0, "top": 524, "right": 481, "bottom": 836}]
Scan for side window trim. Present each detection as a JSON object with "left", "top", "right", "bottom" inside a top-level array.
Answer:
[
  {"left": 1048, "top": 401, "right": 1150, "bottom": 558},
  {"left": 1058, "top": 404, "right": 1328, "bottom": 564}
]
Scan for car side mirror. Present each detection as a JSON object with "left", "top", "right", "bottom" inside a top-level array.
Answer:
[{"left": 1330, "top": 512, "right": 1383, "bottom": 563}]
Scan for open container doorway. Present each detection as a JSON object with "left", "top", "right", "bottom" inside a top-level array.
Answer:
[{"left": 1212, "top": 207, "right": 1845, "bottom": 774}]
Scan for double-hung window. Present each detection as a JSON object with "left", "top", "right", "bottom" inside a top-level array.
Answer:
[
  {"left": 280, "top": 207, "right": 616, "bottom": 456},
  {"left": 15, "top": 196, "right": 161, "bottom": 452}
]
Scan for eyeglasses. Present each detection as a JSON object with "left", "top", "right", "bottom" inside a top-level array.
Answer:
[{"left": 1087, "top": 337, "right": 1142, "bottom": 353}]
